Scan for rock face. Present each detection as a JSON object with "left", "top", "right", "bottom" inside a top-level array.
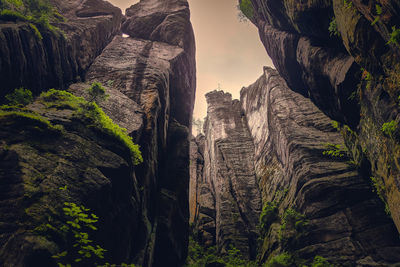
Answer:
[
  {"left": 247, "top": 0, "right": 400, "bottom": 236},
  {"left": 240, "top": 67, "right": 400, "bottom": 265},
  {"left": 191, "top": 91, "right": 261, "bottom": 259},
  {"left": 0, "top": 0, "right": 196, "bottom": 266},
  {"left": 0, "top": 0, "right": 122, "bottom": 98}
]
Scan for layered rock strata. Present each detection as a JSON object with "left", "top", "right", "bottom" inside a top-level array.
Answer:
[
  {"left": 0, "top": 0, "right": 122, "bottom": 97},
  {"left": 0, "top": 0, "right": 196, "bottom": 266},
  {"left": 240, "top": 67, "right": 400, "bottom": 265},
  {"left": 247, "top": 0, "right": 400, "bottom": 235},
  {"left": 192, "top": 91, "right": 261, "bottom": 259}
]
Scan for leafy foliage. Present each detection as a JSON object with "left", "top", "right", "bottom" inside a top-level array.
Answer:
[
  {"left": 52, "top": 202, "right": 106, "bottom": 266},
  {"left": 343, "top": 0, "right": 353, "bottom": 9},
  {"left": 239, "top": 0, "right": 254, "bottom": 21},
  {"left": 371, "top": 4, "right": 382, "bottom": 26},
  {"left": 279, "top": 208, "right": 309, "bottom": 249},
  {"left": 311, "top": 256, "right": 334, "bottom": 267},
  {"left": 259, "top": 201, "right": 278, "bottom": 235},
  {"left": 0, "top": 0, "right": 64, "bottom": 36},
  {"left": 88, "top": 82, "right": 108, "bottom": 104},
  {"left": 331, "top": 120, "right": 340, "bottom": 131},
  {"left": 328, "top": 17, "right": 340, "bottom": 37},
  {"left": 264, "top": 252, "right": 294, "bottom": 267},
  {"left": 388, "top": 26, "right": 400, "bottom": 46},
  {"left": 322, "top": 143, "right": 347, "bottom": 158},
  {"left": 5, "top": 87, "right": 33, "bottom": 106},
  {"left": 381, "top": 120, "right": 397, "bottom": 137},
  {"left": 0, "top": 109, "right": 64, "bottom": 133},
  {"left": 186, "top": 237, "right": 257, "bottom": 267}
]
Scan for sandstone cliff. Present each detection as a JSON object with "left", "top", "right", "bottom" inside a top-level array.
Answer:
[
  {"left": 0, "top": 0, "right": 196, "bottom": 266},
  {"left": 241, "top": 67, "right": 400, "bottom": 265},
  {"left": 246, "top": 0, "right": 400, "bottom": 235},
  {"left": 0, "top": 0, "right": 122, "bottom": 97},
  {"left": 191, "top": 91, "right": 262, "bottom": 260}
]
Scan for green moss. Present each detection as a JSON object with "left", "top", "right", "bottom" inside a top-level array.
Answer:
[
  {"left": 259, "top": 201, "right": 278, "bottom": 235},
  {"left": 0, "top": 0, "right": 65, "bottom": 37},
  {"left": 371, "top": 4, "right": 382, "bottom": 26},
  {"left": 0, "top": 110, "right": 64, "bottom": 133},
  {"left": 279, "top": 208, "right": 309, "bottom": 249},
  {"left": 39, "top": 89, "right": 143, "bottom": 165},
  {"left": 381, "top": 120, "right": 397, "bottom": 138},
  {"left": 186, "top": 236, "right": 257, "bottom": 267}
]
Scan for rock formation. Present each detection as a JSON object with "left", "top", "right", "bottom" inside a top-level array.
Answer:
[
  {"left": 0, "top": 0, "right": 195, "bottom": 266},
  {"left": 247, "top": 0, "right": 400, "bottom": 235},
  {"left": 189, "top": 1, "right": 400, "bottom": 265},
  {"left": 191, "top": 91, "right": 262, "bottom": 260},
  {"left": 241, "top": 67, "right": 400, "bottom": 265},
  {"left": 0, "top": 0, "right": 122, "bottom": 97}
]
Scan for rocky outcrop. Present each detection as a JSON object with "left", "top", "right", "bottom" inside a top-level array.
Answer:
[
  {"left": 191, "top": 91, "right": 261, "bottom": 259},
  {"left": 240, "top": 67, "right": 400, "bottom": 265},
  {"left": 247, "top": 0, "right": 400, "bottom": 236},
  {"left": 0, "top": 0, "right": 122, "bottom": 98},
  {"left": 0, "top": 0, "right": 196, "bottom": 266}
]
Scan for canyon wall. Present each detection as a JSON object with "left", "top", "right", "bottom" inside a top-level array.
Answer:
[
  {"left": 242, "top": 67, "right": 400, "bottom": 265},
  {"left": 190, "top": 0, "right": 400, "bottom": 265},
  {"left": 0, "top": 0, "right": 195, "bottom": 266},
  {"left": 191, "top": 91, "right": 261, "bottom": 259},
  {"left": 247, "top": 0, "right": 400, "bottom": 234}
]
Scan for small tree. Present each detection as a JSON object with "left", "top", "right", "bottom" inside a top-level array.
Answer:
[{"left": 87, "top": 82, "right": 108, "bottom": 104}]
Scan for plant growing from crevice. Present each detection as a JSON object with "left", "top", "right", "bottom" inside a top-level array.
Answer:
[
  {"left": 328, "top": 17, "right": 340, "bottom": 37},
  {"left": 238, "top": 0, "right": 254, "bottom": 21},
  {"left": 371, "top": 4, "right": 382, "bottom": 26},
  {"left": 278, "top": 208, "right": 309, "bottom": 249},
  {"left": 0, "top": 0, "right": 65, "bottom": 37},
  {"left": 322, "top": 143, "right": 347, "bottom": 158},
  {"left": 259, "top": 201, "right": 278, "bottom": 236},
  {"left": 381, "top": 120, "right": 397, "bottom": 138},
  {"left": 388, "top": 26, "right": 400, "bottom": 47},
  {"left": 5, "top": 87, "right": 33, "bottom": 106}
]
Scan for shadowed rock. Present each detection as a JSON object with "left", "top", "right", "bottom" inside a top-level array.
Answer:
[{"left": 240, "top": 67, "right": 400, "bottom": 266}]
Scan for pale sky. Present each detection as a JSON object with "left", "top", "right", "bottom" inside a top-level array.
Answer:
[{"left": 107, "top": 0, "right": 273, "bottom": 120}]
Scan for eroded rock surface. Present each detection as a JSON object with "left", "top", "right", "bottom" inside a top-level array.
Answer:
[
  {"left": 191, "top": 91, "right": 261, "bottom": 259},
  {"left": 0, "top": 0, "right": 196, "bottom": 266},
  {"left": 248, "top": 0, "right": 400, "bottom": 236},
  {"left": 0, "top": 0, "right": 122, "bottom": 97},
  {"left": 240, "top": 67, "right": 400, "bottom": 266}
]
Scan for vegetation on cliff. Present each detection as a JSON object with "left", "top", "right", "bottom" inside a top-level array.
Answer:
[{"left": 0, "top": 0, "right": 64, "bottom": 37}]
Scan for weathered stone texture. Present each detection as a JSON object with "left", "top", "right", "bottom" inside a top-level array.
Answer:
[
  {"left": 0, "top": 0, "right": 122, "bottom": 97},
  {"left": 240, "top": 67, "right": 400, "bottom": 265},
  {"left": 0, "top": 0, "right": 196, "bottom": 266},
  {"left": 192, "top": 90, "right": 261, "bottom": 259},
  {"left": 249, "top": 0, "right": 400, "bottom": 235}
]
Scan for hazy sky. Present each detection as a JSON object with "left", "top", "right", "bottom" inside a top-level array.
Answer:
[{"left": 107, "top": 0, "right": 273, "bottom": 120}]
